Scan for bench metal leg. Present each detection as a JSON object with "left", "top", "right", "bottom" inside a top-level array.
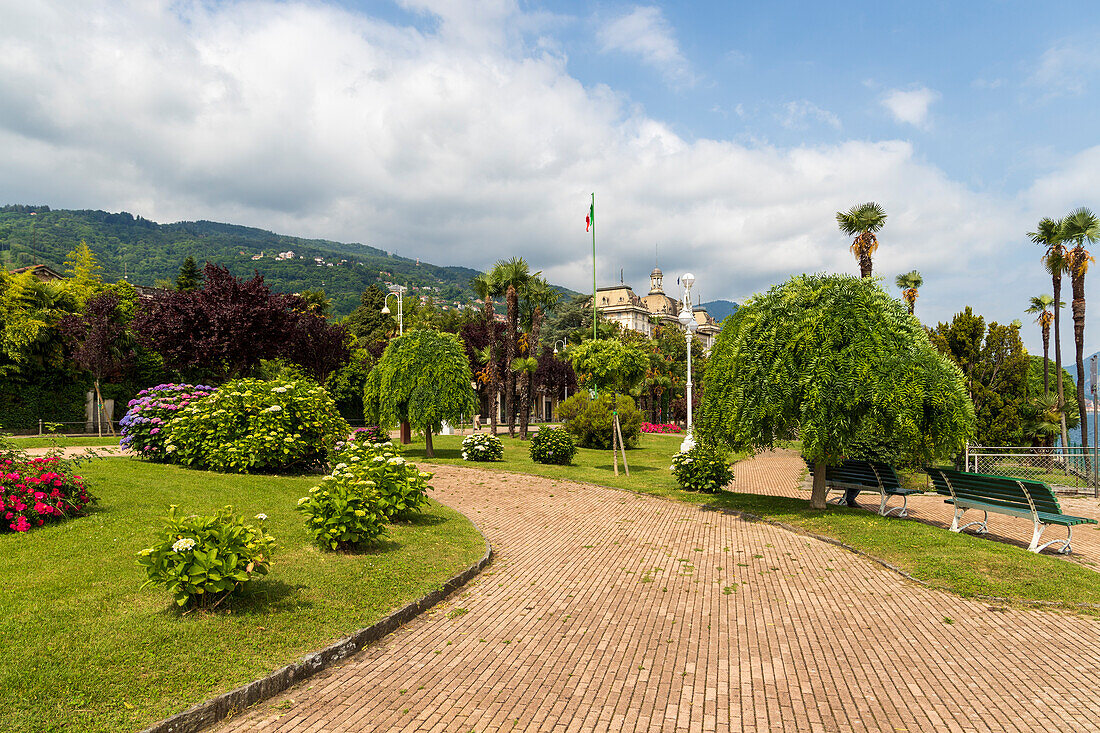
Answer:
[
  {"left": 879, "top": 492, "right": 908, "bottom": 518},
  {"left": 950, "top": 507, "right": 988, "bottom": 534},
  {"left": 1029, "top": 522, "right": 1074, "bottom": 554}
]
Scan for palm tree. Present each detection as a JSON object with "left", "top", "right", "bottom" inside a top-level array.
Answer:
[
  {"left": 1030, "top": 216, "right": 1070, "bottom": 449},
  {"left": 516, "top": 276, "right": 560, "bottom": 439},
  {"left": 894, "top": 270, "right": 923, "bottom": 315},
  {"left": 490, "top": 258, "right": 534, "bottom": 438},
  {"left": 470, "top": 273, "right": 499, "bottom": 435},
  {"left": 1025, "top": 294, "right": 1059, "bottom": 396},
  {"left": 836, "top": 202, "right": 887, "bottom": 278},
  {"left": 1061, "top": 207, "right": 1099, "bottom": 459}
]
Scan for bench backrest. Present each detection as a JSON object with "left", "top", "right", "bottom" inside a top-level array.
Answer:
[
  {"left": 925, "top": 467, "right": 1062, "bottom": 515},
  {"left": 804, "top": 458, "right": 902, "bottom": 491}
]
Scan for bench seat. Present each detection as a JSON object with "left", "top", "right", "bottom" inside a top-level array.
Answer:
[
  {"left": 927, "top": 467, "right": 1097, "bottom": 554},
  {"left": 805, "top": 458, "right": 916, "bottom": 517}
]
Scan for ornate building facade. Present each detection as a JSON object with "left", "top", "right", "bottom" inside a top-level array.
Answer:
[{"left": 592, "top": 267, "right": 721, "bottom": 349}]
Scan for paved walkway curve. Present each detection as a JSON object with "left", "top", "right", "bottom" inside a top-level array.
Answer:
[{"left": 218, "top": 451, "right": 1100, "bottom": 732}]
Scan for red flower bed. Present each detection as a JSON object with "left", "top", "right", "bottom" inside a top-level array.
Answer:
[
  {"left": 1, "top": 457, "right": 95, "bottom": 533},
  {"left": 641, "top": 422, "right": 682, "bottom": 434}
]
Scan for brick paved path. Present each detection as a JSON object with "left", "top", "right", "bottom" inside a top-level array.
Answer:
[{"left": 218, "top": 452, "right": 1100, "bottom": 732}]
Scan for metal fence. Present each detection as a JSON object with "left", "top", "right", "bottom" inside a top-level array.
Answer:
[{"left": 964, "top": 445, "right": 1100, "bottom": 496}]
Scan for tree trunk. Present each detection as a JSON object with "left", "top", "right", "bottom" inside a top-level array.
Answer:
[
  {"left": 484, "top": 296, "right": 499, "bottom": 437},
  {"left": 1073, "top": 269, "right": 1088, "bottom": 464},
  {"left": 505, "top": 285, "right": 519, "bottom": 438},
  {"left": 400, "top": 421, "right": 411, "bottom": 445},
  {"left": 520, "top": 307, "right": 544, "bottom": 439},
  {"left": 425, "top": 429, "right": 434, "bottom": 458},
  {"left": 1054, "top": 272, "right": 1068, "bottom": 449},
  {"left": 1042, "top": 321, "right": 1051, "bottom": 397},
  {"left": 810, "top": 461, "right": 828, "bottom": 509},
  {"left": 518, "top": 372, "right": 531, "bottom": 440},
  {"left": 858, "top": 232, "right": 873, "bottom": 279}
]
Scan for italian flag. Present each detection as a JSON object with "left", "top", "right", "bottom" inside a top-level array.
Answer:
[{"left": 586, "top": 201, "right": 594, "bottom": 231}]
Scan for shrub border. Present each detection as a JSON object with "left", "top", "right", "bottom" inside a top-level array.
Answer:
[{"left": 138, "top": 513, "right": 493, "bottom": 733}]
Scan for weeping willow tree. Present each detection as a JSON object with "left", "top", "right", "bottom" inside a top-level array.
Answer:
[
  {"left": 363, "top": 330, "right": 478, "bottom": 457},
  {"left": 697, "top": 274, "right": 974, "bottom": 509}
]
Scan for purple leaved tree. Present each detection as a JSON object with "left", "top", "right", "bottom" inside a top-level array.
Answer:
[{"left": 59, "top": 291, "right": 134, "bottom": 436}]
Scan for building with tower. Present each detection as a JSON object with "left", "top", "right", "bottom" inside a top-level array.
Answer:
[{"left": 590, "top": 265, "right": 721, "bottom": 349}]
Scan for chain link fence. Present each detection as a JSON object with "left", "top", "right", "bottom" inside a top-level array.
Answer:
[{"left": 964, "top": 445, "right": 1100, "bottom": 496}]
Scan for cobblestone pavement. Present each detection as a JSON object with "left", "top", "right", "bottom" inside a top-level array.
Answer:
[{"left": 218, "top": 451, "right": 1100, "bottom": 732}]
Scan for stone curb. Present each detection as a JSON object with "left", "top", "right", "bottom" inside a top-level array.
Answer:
[{"left": 138, "top": 519, "right": 493, "bottom": 733}]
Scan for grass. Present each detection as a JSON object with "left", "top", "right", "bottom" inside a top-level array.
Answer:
[
  {"left": 409, "top": 432, "right": 1100, "bottom": 610},
  {"left": 0, "top": 458, "right": 485, "bottom": 733},
  {"left": 9, "top": 435, "right": 123, "bottom": 449}
]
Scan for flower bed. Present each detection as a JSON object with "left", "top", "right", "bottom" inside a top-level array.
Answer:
[
  {"left": 119, "top": 383, "right": 216, "bottom": 459},
  {"left": 1, "top": 456, "right": 94, "bottom": 533},
  {"left": 461, "top": 433, "right": 504, "bottom": 461},
  {"left": 641, "top": 422, "right": 682, "bottom": 434}
]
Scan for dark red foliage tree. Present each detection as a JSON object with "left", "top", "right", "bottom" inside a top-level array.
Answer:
[
  {"left": 533, "top": 351, "right": 576, "bottom": 401},
  {"left": 282, "top": 308, "right": 352, "bottom": 383},
  {"left": 459, "top": 318, "right": 508, "bottom": 418},
  {"left": 59, "top": 291, "right": 134, "bottom": 430},
  {"left": 134, "top": 263, "right": 350, "bottom": 382}
]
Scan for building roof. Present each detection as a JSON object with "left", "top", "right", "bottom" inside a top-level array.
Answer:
[{"left": 8, "top": 264, "right": 64, "bottom": 281}]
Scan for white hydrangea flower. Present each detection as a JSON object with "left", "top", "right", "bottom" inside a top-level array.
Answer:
[
  {"left": 335, "top": 463, "right": 348, "bottom": 470},
  {"left": 297, "top": 497, "right": 309, "bottom": 506},
  {"left": 172, "top": 537, "right": 197, "bottom": 553},
  {"left": 268, "top": 405, "right": 283, "bottom": 412},
  {"left": 388, "top": 457, "right": 406, "bottom": 465},
  {"left": 272, "top": 386, "right": 288, "bottom": 393},
  {"left": 255, "top": 513, "right": 268, "bottom": 521}
]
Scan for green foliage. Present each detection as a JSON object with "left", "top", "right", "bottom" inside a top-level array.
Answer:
[
  {"left": 929, "top": 307, "right": 1031, "bottom": 445},
  {"left": 1027, "top": 356, "right": 1079, "bottom": 428},
  {"left": 137, "top": 505, "right": 276, "bottom": 608},
  {"left": 296, "top": 454, "right": 389, "bottom": 550},
  {"left": 168, "top": 377, "right": 349, "bottom": 473},
  {"left": 567, "top": 338, "right": 648, "bottom": 395},
  {"left": 670, "top": 443, "right": 733, "bottom": 492},
  {"left": 559, "top": 392, "right": 643, "bottom": 449},
  {"left": 529, "top": 426, "right": 577, "bottom": 465},
  {"left": 699, "top": 275, "right": 974, "bottom": 467},
  {"left": 462, "top": 433, "right": 504, "bottom": 461},
  {"left": 63, "top": 240, "right": 103, "bottom": 305},
  {"left": 363, "top": 330, "right": 478, "bottom": 435},
  {"left": 176, "top": 256, "right": 202, "bottom": 292},
  {"left": 343, "top": 441, "right": 434, "bottom": 519}
]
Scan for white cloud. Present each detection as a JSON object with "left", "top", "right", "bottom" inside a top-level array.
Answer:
[
  {"left": 1028, "top": 40, "right": 1100, "bottom": 97},
  {"left": 596, "top": 6, "right": 692, "bottom": 84},
  {"left": 778, "top": 100, "right": 840, "bottom": 131},
  {"left": 3, "top": 1, "right": 1100, "bottom": 351},
  {"left": 881, "top": 86, "right": 941, "bottom": 129}
]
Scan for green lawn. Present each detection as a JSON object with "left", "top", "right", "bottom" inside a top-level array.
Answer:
[
  {"left": 410, "top": 433, "right": 1100, "bottom": 610},
  {"left": 0, "top": 458, "right": 485, "bottom": 733},
  {"left": 10, "top": 435, "right": 123, "bottom": 449}
]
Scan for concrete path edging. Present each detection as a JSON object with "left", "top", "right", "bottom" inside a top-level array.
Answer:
[{"left": 137, "top": 517, "right": 493, "bottom": 733}]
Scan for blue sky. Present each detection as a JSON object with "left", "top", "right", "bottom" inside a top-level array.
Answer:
[{"left": 2, "top": 0, "right": 1100, "bottom": 354}]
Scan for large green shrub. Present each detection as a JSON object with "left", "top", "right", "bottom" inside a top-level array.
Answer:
[
  {"left": 297, "top": 472, "right": 387, "bottom": 551},
  {"left": 167, "top": 377, "right": 349, "bottom": 473},
  {"left": 529, "top": 426, "right": 576, "bottom": 465},
  {"left": 461, "top": 433, "right": 504, "bottom": 462},
  {"left": 137, "top": 506, "right": 276, "bottom": 608},
  {"left": 559, "top": 393, "right": 642, "bottom": 449},
  {"left": 670, "top": 443, "right": 733, "bottom": 492}
]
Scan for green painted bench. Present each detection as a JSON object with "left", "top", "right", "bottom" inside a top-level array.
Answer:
[
  {"left": 804, "top": 458, "right": 920, "bottom": 517},
  {"left": 925, "top": 467, "right": 1097, "bottom": 554}
]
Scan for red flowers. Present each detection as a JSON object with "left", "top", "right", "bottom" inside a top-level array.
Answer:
[
  {"left": 0, "top": 459, "right": 93, "bottom": 533},
  {"left": 641, "top": 422, "right": 682, "bottom": 434}
]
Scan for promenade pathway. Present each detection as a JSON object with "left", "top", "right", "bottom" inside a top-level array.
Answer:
[{"left": 217, "top": 450, "right": 1100, "bottom": 732}]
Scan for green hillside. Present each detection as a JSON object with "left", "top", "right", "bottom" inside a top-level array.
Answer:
[{"left": 0, "top": 205, "right": 487, "bottom": 316}]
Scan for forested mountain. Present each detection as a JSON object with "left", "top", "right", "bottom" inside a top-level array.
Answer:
[
  {"left": 0, "top": 205, "right": 488, "bottom": 316},
  {"left": 698, "top": 299, "right": 738, "bottom": 322}
]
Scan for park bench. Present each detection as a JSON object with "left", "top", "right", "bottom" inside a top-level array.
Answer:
[
  {"left": 924, "top": 467, "right": 1097, "bottom": 554},
  {"left": 804, "top": 458, "right": 919, "bottom": 517}
]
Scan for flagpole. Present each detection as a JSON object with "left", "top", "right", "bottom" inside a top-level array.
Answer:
[{"left": 591, "top": 192, "right": 597, "bottom": 342}]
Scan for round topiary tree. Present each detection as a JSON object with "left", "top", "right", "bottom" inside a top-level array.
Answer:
[
  {"left": 697, "top": 274, "right": 974, "bottom": 509},
  {"left": 363, "top": 330, "right": 478, "bottom": 458}
]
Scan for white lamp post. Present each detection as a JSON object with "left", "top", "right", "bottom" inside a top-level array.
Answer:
[
  {"left": 381, "top": 285, "right": 406, "bottom": 335},
  {"left": 678, "top": 273, "right": 697, "bottom": 452}
]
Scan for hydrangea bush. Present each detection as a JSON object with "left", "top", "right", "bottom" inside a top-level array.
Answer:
[
  {"left": 119, "top": 383, "right": 216, "bottom": 459},
  {"left": 137, "top": 505, "right": 276, "bottom": 608},
  {"left": 461, "top": 433, "right": 504, "bottom": 462},
  {"left": 641, "top": 422, "right": 682, "bottom": 434},
  {"left": 298, "top": 441, "right": 434, "bottom": 549},
  {"left": 670, "top": 443, "right": 734, "bottom": 493},
  {"left": 1, "top": 456, "right": 94, "bottom": 533},
  {"left": 168, "top": 378, "right": 350, "bottom": 473},
  {"left": 529, "top": 427, "right": 577, "bottom": 465}
]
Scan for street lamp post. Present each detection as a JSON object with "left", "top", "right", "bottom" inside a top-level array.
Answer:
[
  {"left": 678, "top": 273, "right": 697, "bottom": 452},
  {"left": 381, "top": 285, "right": 406, "bottom": 335},
  {"left": 553, "top": 339, "right": 569, "bottom": 410}
]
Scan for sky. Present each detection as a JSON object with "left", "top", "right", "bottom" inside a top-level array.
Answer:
[{"left": 2, "top": 0, "right": 1100, "bottom": 355}]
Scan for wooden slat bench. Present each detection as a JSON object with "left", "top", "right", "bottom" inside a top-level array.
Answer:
[
  {"left": 804, "top": 458, "right": 920, "bottom": 517},
  {"left": 924, "top": 467, "right": 1097, "bottom": 554}
]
